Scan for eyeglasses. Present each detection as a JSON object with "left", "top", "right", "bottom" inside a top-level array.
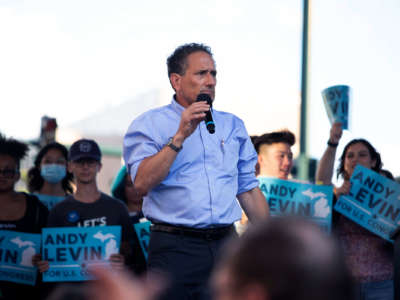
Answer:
[{"left": 0, "top": 168, "right": 18, "bottom": 179}]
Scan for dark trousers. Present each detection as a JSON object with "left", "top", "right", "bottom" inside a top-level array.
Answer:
[
  {"left": 354, "top": 280, "right": 394, "bottom": 300},
  {"left": 148, "top": 229, "right": 236, "bottom": 300}
]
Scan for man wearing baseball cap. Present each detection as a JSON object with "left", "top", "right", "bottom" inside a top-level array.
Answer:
[{"left": 44, "top": 139, "right": 136, "bottom": 274}]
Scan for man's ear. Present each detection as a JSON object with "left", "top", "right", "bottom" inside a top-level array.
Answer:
[
  {"left": 257, "top": 154, "right": 263, "bottom": 165},
  {"left": 97, "top": 162, "right": 102, "bottom": 173},
  {"left": 170, "top": 73, "right": 181, "bottom": 92}
]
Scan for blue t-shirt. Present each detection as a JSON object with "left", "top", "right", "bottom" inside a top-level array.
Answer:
[{"left": 34, "top": 193, "right": 66, "bottom": 210}]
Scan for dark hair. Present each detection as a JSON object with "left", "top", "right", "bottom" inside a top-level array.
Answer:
[
  {"left": 380, "top": 169, "right": 394, "bottom": 181},
  {"left": 254, "top": 130, "right": 295, "bottom": 154},
  {"left": 337, "top": 138, "right": 382, "bottom": 179},
  {"left": 0, "top": 133, "right": 29, "bottom": 168},
  {"left": 217, "top": 218, "right": 353, "bottom": 300},
  {"left": 250, "top": 135, "right": 259, "bottom": 147},
  {"left": 111, "top": 168, "right": 128, "bottom": 203},
  {"left": 167, "top": 43, "right": 213, "bottom": 77},
  {"left": 27, "top": 142, "right": 74, "bottom": 194}
]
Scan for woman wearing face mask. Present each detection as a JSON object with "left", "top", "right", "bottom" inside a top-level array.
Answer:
[
  {"left": 316, "top": 122, "right": 393, "bottom": 300},
  {"left": 27, "top": 142, "right": 74, "bottom": 210}
]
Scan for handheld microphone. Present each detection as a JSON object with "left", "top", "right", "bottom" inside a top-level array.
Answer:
[{"left": 196, "top": 93, "right": 215, "bottom": 134}]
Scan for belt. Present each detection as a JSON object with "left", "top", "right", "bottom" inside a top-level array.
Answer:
[{"left": 151, "top": 223, "right": 234, "bottom": 240}]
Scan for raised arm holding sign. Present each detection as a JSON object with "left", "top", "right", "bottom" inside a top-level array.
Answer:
[
  {"left": 315, "top": 129, "right": 394, "bottom": 299},
  {"left": 321, "top": 85, "right": 350, "bottom": 130}
]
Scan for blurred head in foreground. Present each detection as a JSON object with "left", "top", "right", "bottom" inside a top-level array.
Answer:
[{"left": 212, "top": 217, "right": 354, "bottom": 300}]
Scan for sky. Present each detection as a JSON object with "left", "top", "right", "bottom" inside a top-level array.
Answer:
[{"left": 0, "top": 0, "right": 399, "bottom": 177}]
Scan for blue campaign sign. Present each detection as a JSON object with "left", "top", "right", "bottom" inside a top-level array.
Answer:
[
  {"left": 0, "top": 230, "right": 41, "bottom": 285},
  {"left": 42, "top": 226, "right": 121, "bottom": 282},
  {"left": 321, "top": 85, "right": 350, "bottom": 129},
  {"left": 334, "top": 165, "right": 400, "bottom": 242},
  {"left": 258, "top": 177, "right": 333, "bottom": 232},
  {"left": 134, "top": 221, "right": 151, "bottom": 260}
]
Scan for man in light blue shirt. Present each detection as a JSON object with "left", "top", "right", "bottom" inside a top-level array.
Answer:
[{"left": 123, "top": 43, "right": 269, "bottom": 299}]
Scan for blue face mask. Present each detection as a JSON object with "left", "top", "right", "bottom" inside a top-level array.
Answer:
[{"left": 40, "top": 164, "right": 66, "bottom": 183}]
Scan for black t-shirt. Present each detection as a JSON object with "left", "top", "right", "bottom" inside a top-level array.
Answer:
[
  {"left": 47, "top": 193, "right": 138, "bottom": 269},
  {"left": 0, "top": 193, "right": 49, "bottom": 300},
  {"left": 0, "top": 193, "right": 48, "bottom": 233}
]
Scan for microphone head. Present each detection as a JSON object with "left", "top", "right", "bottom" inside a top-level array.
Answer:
[
  {"left": 206, "top": 123, "right": 215, "bottom": 134},
  {"left": 196, "top": 93, "right": 212, "bottom": 106},
  {"left": 196, "top": 93, "right": 215, "bottom": 134}
]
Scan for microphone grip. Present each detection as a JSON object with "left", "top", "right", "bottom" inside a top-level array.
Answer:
[
  {"left": 195, "top": 93, "right": 215, "bottom": 134},
  {"left": 205, "top": 109, "right": 215, "bottom": 134}
]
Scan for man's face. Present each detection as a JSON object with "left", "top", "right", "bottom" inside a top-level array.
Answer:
[
  {"left": 171, "top": 51, "right": 216, "bottom": 107},
  {"left": 68, "top": 158, "right": 101, "bottom": 185},
  {"left": 0, "top": 154, "right": 19, "bottom": 193},
  {"left": 258, "top": 142, "right": 293, "bottom": 179}
]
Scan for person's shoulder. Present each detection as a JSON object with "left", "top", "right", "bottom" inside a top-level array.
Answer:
[
  {"left": 214, "top": 109, "right": 244, "bottom": 124},
  {"left": 99, "top": 193, "right": 127, "bottom": 208},
  {"left": 125, "top": 103, "right": 173, "bottom": 137},
  {"left": 214, "top": 110, "right": 249, "bottom": 137},
  {"left": 25, "top": 192, "right": 40, "bottom": 203},
  {"left": 49, "top": 194, "right": 75, "bottom": 211},
  {"left": 131, "top": 103, "right": 172, "bottom": 123},
  {"left": 25, "top": 192, "right": 49, "bottom": 213}
]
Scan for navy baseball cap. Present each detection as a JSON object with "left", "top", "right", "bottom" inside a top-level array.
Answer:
[{"left": 68, "top": 139, "right": 101, "bottom": 162}]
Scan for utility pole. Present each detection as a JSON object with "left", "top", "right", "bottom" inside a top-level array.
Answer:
[{"left": 298, "top": 0, "right": 311, "bottom": 180}]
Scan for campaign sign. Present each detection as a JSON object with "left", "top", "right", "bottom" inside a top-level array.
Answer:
[
  {"left": 321, "top": 85, "right": 350, "bottom": 129},
  {"left": 134, "top": 221, "right": 151, "bottom": 260},
  {"left": 258, "top": 177, "right": 333, "bottom": 232},
  {"left": 334, "top": 165, "right": 400, "bottom": 242},
  {"left": 0, "top": 230, "right": 41, "bottom": 285},
  {"left": 42, "top": 226, "right": 121, "bottom": 282}
]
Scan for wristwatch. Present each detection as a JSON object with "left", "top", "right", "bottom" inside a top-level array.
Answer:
[
  {"left": 327, "top": 140, "right": 339, "bottom": 148},
  {"left": 167, "top": 138, "right": 182, "bottom": 153}
]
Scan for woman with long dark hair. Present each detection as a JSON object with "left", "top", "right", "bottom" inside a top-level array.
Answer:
[
  {"left": 27, "top": 142, "right": 73, "bottom": 210},
  {"left": 316, "top": 122, "right": 393, "bottom": 300}
]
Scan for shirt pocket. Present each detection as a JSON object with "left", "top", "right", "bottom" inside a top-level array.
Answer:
[{"left": 222, "top": 136, "right": 240, "bottom": 173}]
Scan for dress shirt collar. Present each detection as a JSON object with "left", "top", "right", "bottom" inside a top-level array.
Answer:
[{"left": 171, "top": 95, "right": 186, "bottom": 115}]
